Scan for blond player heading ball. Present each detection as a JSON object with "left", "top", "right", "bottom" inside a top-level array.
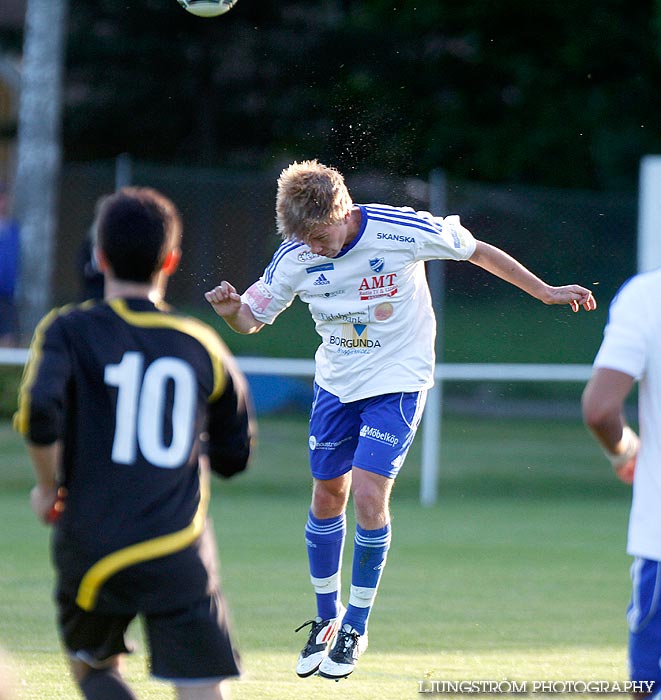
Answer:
[{"left": 206, "top": 160, "right": 597, "bottom": 680}]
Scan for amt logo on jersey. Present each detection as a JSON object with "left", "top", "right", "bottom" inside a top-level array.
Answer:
[{"left": 358, "top": 273, "right": 397, "bottom": 300}]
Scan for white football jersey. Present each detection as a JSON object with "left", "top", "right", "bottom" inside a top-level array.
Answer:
[
  {"left": 242, "top": 204, "right": 476, "bottom": 402},
  {"left": 593, "top": 269, "right": 661, "bottom": 561}
]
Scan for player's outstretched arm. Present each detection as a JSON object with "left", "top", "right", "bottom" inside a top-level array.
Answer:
[
  {"left": 205, "top": 281, "right": 265, "bottom": 334},
  {"left": 468, "top": 241, "right": 597, "bottom": 312}
]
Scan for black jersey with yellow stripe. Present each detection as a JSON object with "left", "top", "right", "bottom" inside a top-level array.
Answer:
[{"left": 15, "top": 298, "right": 253, "bottom": 613}]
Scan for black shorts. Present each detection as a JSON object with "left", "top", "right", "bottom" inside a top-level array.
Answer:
[
  {"left": 59, "top": 587, "right": 241, "bottom": 682},
  {"left": 55, "top": 525, "right": 241, "bottom": 682}
]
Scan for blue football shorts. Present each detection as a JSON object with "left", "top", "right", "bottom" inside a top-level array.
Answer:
[
  {"left": 628, "top": 557, "right": 661, "bottom": 687},
  {"left": 308, "top": 383, "right": 427, "bottom": 480}
]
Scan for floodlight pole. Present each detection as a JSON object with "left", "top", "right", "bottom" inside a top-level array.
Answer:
[{"left": 420, "top": 168, "right": 447, "bottom": 506}]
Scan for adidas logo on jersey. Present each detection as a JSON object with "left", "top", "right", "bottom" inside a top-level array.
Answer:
[{"left": 313, "top": 274, "right": 331, "bottom": 286}]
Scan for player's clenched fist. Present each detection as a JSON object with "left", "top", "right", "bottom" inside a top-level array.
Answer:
[
  {"left": 205, "top": 281, "right": 242, "bottom": 317},
  {"left": 205, "top": 281, "right": 263, "bottom": 334}
]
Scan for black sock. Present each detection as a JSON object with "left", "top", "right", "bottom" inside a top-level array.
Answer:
[{"left": 79, "top": 668, "right": 138, "bottom": 700}]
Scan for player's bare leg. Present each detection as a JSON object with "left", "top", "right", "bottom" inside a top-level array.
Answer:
[
  {"left": 311, "top": 473, "right": 352, "bottom": 519},
  {"left": 176, "top": 680, "right": 232, "bottom": 699},
  {"left": 350, "top": 467, "right": 393, "bottom": 530}
]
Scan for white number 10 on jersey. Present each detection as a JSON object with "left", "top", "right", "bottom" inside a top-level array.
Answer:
[{"left": 105, "top": 351, "right": 196, "bottom": 468}]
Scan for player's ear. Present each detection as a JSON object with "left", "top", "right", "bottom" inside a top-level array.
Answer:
[
  {"left": 162, "top": 247, "right": 181, "bottom": 276},
  {"left": 93, "top": 246, "right": 110, "bottom": 273}
]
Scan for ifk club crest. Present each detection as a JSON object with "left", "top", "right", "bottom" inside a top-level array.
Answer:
[{"left": 369, "top": 257, "right": 385, "bottom": 273}]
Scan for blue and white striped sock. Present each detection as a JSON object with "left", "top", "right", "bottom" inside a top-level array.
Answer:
[
  {"left": 343, "top": 522, "right": 391, "bottom": 635},
  {"left": 305, "top": 511, "right": 346, "bottom": 620}
]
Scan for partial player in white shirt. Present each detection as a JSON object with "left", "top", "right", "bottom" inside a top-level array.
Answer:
[
  {"left": 207, "top": 159, "right": 597, "bottom": 681},
  {"left": 583, "top": 270, "right": 661, "bottom": 696}
]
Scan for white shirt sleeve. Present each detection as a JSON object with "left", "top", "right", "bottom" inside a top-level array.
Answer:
[
  {"left": 240, "top": 242, "right": 300, "bottom": 325},
  {"left": 412, "top": 212, "right": 477, "bottom": 261},
  {"left": 593, "top": 279, "right": 646, "bottom": 380}
]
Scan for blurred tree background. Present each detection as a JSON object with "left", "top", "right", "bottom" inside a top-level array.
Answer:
[{"left": 1, "top": 0, "right": 658, "bottom": 190}]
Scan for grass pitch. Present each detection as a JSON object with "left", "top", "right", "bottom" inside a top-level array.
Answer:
[{"left": 0, "top": 413, "right": 633, "bottom": 699}]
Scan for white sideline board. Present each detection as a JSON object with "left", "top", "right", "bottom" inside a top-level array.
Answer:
[{"left": 638, "top": 155, "right": 661, "bottom": 273}]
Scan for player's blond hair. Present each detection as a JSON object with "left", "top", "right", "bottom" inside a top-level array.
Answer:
[{"left": 276, "top": 160, "right": 353, "bottom": 241}]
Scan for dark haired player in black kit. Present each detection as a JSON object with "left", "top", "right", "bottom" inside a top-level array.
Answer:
[{"left": 15, "top": 187, "right": 255, "bottom": 700}]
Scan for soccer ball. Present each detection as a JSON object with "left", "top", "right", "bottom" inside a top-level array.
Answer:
[{"left": 177, "top": 0, "right": 239, "bottom": 17}]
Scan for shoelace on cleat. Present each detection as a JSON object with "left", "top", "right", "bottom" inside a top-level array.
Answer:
[
  {"left": 332, "top": 628, "right": 360, "bottom": 662},
  {"left": 295, "top": 618, "right": 331, "bottom": 655},
  {"left": 294, "top": 619, "right": 318, "bottom": 634}
]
